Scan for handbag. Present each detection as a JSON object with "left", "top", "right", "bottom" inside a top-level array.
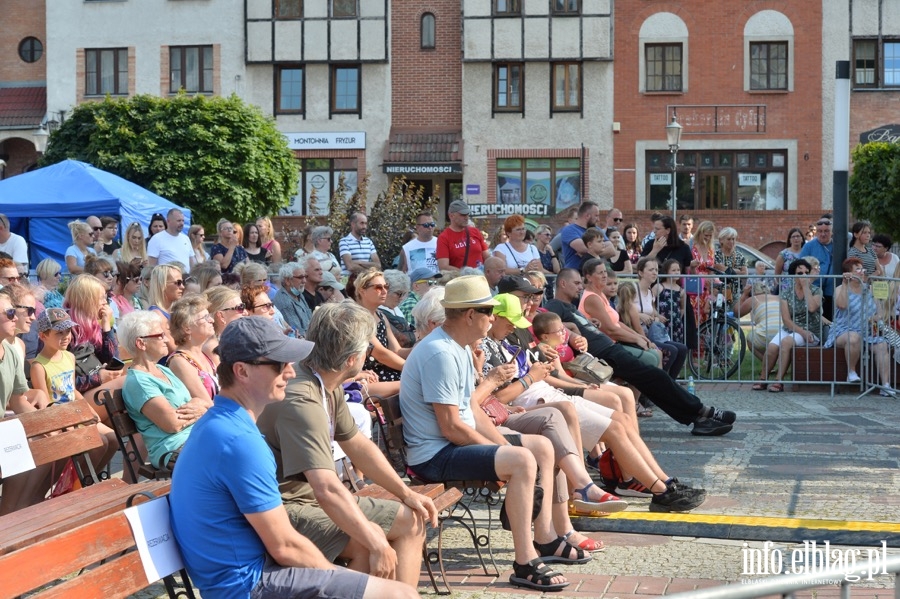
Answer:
[
  {"left": 71, "top": 342, "right": 103, "bottom": 381},
  {"left": 49, "top": 458, "right": 82, "bottom": 499},
  {"left": 566, "top": 353, "right": 614, "bottom": 385},
  {"left": 644, "top": 320, "right": 671, "bottom": 344},
  {"left": 481, "top": 395, "right": 510, "bottom": 426}
]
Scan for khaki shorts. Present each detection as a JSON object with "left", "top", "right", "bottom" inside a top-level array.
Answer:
[{"left": 285, "top": 496, "right": 399, "bottom": 562}]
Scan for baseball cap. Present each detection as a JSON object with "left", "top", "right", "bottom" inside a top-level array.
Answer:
[
  {"left": 408, "top": 267, "right": 442, "bottom": 284},
  {"left": 448, "top": 200, "right": 470, "bottom": 215},
  {"left": 318, "top": 271, "right": 346, "bottom": 291},
  {"left": 37, "top": 308, "right": 77, "bottom": 333},
  {"left": 218, "top": 316, "right": 314, "bottom": 364},
  {"left": 492, "top": 294, "right": 531, "bottom": 328},
  {"left": 497, "top": 275, "right": 541, "bottom": 295}
]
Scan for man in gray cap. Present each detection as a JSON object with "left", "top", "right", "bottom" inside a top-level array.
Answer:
[
  {"left": 170, "top": 316, "right": 416, "bottom": 599},
  {"left": 436, "top": 200, "right": 489, "bottom": 271},
  {"left": 399, "top": 267, "right": 442, "bottom": 325}
]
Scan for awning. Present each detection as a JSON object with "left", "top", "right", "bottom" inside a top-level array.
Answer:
[
  {"left": 0, "top": 86, "right": 46, "bottom": 129},
  {"left": 383, "top": 130, "right": 463, "bottom": 175}
]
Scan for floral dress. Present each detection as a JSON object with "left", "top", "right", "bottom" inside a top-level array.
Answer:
[
  {"left": 689, "top": 244, "right": 715, "bottom": 323},
  {"left": 367, "top": 313, "right": 402, "bottom": 382},
  {"left": 778, "top": 248, "right": 802, "bottom": 296},
  {"left": 658, "top": 286, "right": 685, "bottom": 344},
  {"left": 714, "top": 249, "right": 747, "bottom": 310}
]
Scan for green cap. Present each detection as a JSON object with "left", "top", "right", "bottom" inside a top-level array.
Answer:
[{"left": 492, "top": 294, "right": 531, "bottom": 328}]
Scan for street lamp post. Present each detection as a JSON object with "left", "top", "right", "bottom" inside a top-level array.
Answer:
[
  {"left": 666, "top": 113, "right": 683, "bottom": 223},
  {"left": 33, "top": 123, "right": 49, "bottom": 154}
]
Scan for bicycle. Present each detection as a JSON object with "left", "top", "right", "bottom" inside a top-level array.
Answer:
[{"left": 689, "top": 272, "right": 746, "bottom": 380}]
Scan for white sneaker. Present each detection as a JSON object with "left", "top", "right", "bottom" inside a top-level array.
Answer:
[
  {"left": 847, "top": 371, "right": 861, "bottom": 383},
  {"left": 880, "top": 386, "right": 896, "bottom": 397}
]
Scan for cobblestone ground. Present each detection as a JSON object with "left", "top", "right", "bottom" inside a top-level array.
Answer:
[{"left": 125, "top": 385, "right": 899, "bottom": 598}]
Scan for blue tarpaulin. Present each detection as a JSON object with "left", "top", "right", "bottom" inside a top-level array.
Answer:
[{"left": 0, "top": 159, "right": 190, "bottom": 271}]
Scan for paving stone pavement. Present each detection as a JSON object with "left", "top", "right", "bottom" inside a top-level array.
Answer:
[{"left": 128, "top": 384, "right": 899, "bottom": 598}]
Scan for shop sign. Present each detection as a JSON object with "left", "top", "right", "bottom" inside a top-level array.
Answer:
[
  {"left": 383, "top": 163, "right": 462, "bottom": 174},
  {"left": 468, "top": 203, "right": 552, "bottom": 217},
  {"left": 650, "top": 173, "right": 672, "bottom": 185},
  {"left": 466, "top": 184, "right": 481, "bottom": 195},
  {"left": 739, "top": 173, "right": 761, "bottom": 186},
  {"left": 859, "top": 124, "right": 900, "bottom": 145},
  {"left": 283, "top": 131, "right": 366, "bottom": 150}
]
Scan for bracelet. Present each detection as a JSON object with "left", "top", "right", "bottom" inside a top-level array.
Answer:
[
  {"left": 519, "top": 378, "right": 530, "bottom": 390},
  {"left": 523, "top": 373, "right": 534, "bottom": 386}
]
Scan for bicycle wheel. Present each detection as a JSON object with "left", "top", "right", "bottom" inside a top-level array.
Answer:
[{"left": 689, "top": 316, "right": 746, "bottom": 380}]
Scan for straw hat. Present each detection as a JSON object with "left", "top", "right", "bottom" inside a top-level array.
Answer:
[{"left": 441, "top": 275, "right": 500, "bottom": 309}]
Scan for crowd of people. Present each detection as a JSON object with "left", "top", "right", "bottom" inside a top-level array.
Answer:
[{"left": 0, "top": 198, "right": 892, "bottom": 597}]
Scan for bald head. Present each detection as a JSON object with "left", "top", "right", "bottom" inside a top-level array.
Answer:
[{"left": 483, "top": 256, "right": 506, "bottom": 287}]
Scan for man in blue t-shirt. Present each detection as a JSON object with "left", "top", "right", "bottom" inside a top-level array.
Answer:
[
  {"left": 170, "top": 316, "right": 416, "bottom": 599},
  {"left": 799, "top": 218, "right": 834, "bottom": 320},
  {"left": 560, "top": 201, "right": 614, "bottom": 269}
]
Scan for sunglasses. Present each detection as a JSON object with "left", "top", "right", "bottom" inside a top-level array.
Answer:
[
  {"left": 221, "top": 303, "right": 246, "bottom": 312},
  {"left": 365, "top": 284, "right": 390, "bottom": 292},
  {"left": 418, "top": 222, "right": 437, "bottom": 228},
  {"left": 170, "top": 279, "right": 185, "bottom": 287},
  {"left": 253, "top": 302, "right": 275, "bottom": 311},
  {"left": 126, "top": 276, "right": 141, "bottom": 283},
  {"left": 816, "top": 220, "right": 832, "bottom": 226},
  {"left": 139, "top": 332, "right": 167, "bottom": 340},
  {"left": 1, "top": 275, "right": 21, "bottom": 283},
  {"left": 100, "top": 271, "right": 115, "bottom": 279},
  {"left": 612, "top": 218, "right": 623, "bottom": 222},
  {"left": 415, "top": 279, "right": 438, "bottom": 286},
  {"left": 15, "top": 305, "right": 36, "bottom": 316},
  {"left": 471, "top": 306, "right": 494, "bottom": 315},
  {"left": 92, "top": 226, "right": 103, "bottom": 232},
  {"left": 244, "top": 359, "right": 288, "bottom": 374},
  {"left": 2, "top": 308, "right": 17, "bottom": 320}
]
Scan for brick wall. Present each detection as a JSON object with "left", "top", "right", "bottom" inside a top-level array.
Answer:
[
  {"left": 613, "top": 1, "right": 823, "bottom": 213},
  {"left": 390, "top": 0, "right": 461, "bottom": 129},
  {"left": 849, "top": 93, "right": 900, "bottom": 154},
  {"left": 0, "top": 0, "right": 46, "bottom": 83}
]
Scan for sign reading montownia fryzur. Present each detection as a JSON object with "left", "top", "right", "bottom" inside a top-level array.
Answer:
[{"left": 741, "top": 541, "right": 890, "bottom": 584}]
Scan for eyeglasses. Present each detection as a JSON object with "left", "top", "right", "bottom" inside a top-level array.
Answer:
[
  {"left": 53, "top": 272, "right": 62, "bottom": 278},
  {"left": 418, "top": 222, "right": 437, "bottom": 228},
  {"left": 192, "top": 232, "right": 205, "bottom": 237},
  {"left": 1, "top": 275, "right": 21, "bottom": 283},
  {"left": 2, "top": 309, "right": 17, "bottom": 320},
  {"left": 415, "top": 279, "right": 438, "bottom": 287},
  {"left": 170, "top": 279, "right": 185, "bottom": 287},
  {"left": 471, "top": 306, "right": 494, "bottom": 315},
  {"left": 221, "top": 303, "right": 246, "bottom": 312},
  {"left": 244, "top": 359, "right": 288, "bottom": 374},
  {"left": 322, "top": 237, "right": 332, "bottom": 241},
  {"left": 392, "top": 290, "right": 407, "bottom": 298},
  {"left": 194, "top": 314, "right": 214, "bottom": 324},
  {"left": 253, "top": 302, "right": 275, "bottom": 311},
  {"left": 139, "top": 332, "right": 167, "bottom": 340},
  {"left": 552, "top": 327, "right": 567, "bottom": 336},
  {"left": 365, "top": 284, "right": 390, "bottom": 292},
  {"left": 15, "top": 305, "right": 36, "bottom": 317},
  {"left": 291, "top": 274, "right": 308, "bottom": 280}
]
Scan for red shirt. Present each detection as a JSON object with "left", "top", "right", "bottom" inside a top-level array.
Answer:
[{"left": 436, "top": 226, "right": 489, "bottom": 269}]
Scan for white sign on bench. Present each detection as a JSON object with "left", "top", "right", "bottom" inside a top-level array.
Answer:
[
  {"left": 0, "top": 419, "right": 36, "bottom": 477},
  {"left": 124, "top": 496, "right": 185, "bottom": 583}
]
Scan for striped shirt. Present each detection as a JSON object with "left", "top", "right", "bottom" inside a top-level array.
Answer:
[{"left": 339, "top": 233, "right": 377, "bottom": 275}]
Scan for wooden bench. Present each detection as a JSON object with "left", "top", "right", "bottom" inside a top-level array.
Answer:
[
  {"left": 0, "top": 494, "right": 194, "bottom": 599},
  {"left": 792, "top": 347, "right": 849, "bottom": 383},
  {"left": 376, "top": 394, "right": 506, "bottom": 589},
  {"left": 96, "top": 388, "right": 173, "bottom": 482}
]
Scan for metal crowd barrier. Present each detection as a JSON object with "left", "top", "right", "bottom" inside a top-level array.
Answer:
[{"left": 595, "top": 271, "right": 898, "bottom": 395}]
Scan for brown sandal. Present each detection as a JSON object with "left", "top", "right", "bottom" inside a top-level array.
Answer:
[
  {"left": 752, "top": 383, "right": 767, "bottom": 391},
  {"left": 768, "top": 383, "right": 784, "bottom": 393}
]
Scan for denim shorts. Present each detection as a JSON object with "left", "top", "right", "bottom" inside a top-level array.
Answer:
[
  {"left": 409, "top": 443, "right": 500, "bottom": 483},
  {"left": 251, "top": 556, "right": 368, "bottom": 599}
]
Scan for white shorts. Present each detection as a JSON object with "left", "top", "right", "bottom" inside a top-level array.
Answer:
[
  {"left": 511, "top": 380, "right": 614, "bottom": 449},
  {"left": 768, "top": 330, "right": 819, "bottom": 347}
]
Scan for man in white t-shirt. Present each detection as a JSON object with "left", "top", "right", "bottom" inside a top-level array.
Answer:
[
  {"left": 399, "top": 211, "right": 438, "bottom": 273},
  {"left": 0, "top": 214, "right": 28, "bottom": 274},
  {"left": 147, "top": 209, "right": 194, "bottom": 271}
]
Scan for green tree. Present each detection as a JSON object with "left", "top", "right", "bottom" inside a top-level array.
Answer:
[
  {"left": 850, "top": 142, "right": 900, "bottom": 240},
  {"left": 40, "top": 94, "right": 298, "bottom": 229}
]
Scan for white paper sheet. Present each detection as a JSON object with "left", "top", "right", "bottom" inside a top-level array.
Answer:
[
  {"left": 124, "top": 496, "right": 185, "bottom": 583},
  {"left": 0, "top": 418, "right": 36, "bottom": 477}
]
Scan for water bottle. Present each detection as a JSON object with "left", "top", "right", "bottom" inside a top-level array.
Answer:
[{"left": 687, "top": 376, "right": 695, "bottom": 396}]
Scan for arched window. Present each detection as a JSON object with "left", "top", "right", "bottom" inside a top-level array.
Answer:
[{"left": 421, "top": 13, "right": 435, "bottom": 49}]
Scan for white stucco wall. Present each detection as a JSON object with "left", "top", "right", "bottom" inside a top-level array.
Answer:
[
  {"left": 821, "top": 0, "right": 851, "bottom": 209},
  {"left": 461, "top": 61, "right": 614, "bottom": 210}
]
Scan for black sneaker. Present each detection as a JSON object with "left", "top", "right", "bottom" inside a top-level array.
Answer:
[
  {"left": 708, "top": 407, "right": 737, "bottom": 424},
  {"left": 691, "top": 416, "right": 732, "bottom": 436},
  {"left": 649, "top": 486, "right": 707, "bottom": 512},
  {"left": 667, "top": 477, "right": 706, "bottom": 496}
]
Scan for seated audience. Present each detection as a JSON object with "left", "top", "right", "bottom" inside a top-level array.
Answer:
[
  {"left": 166, "top": 295, "right": 220, "bottom": 400},
  {"left": 205, "top": 285, "right": 246, "bottom": 339},
  {"left": 354, "top": 270, "right": 408, "bottom": 390},
  {"left": 35, "top": 258, "right": 64, "bottom": 308},
  {"left": 119, "top": 310, "right": 211, "bottom": 470}
]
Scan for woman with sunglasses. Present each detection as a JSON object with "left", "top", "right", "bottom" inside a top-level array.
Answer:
[
  {"left": 188, "top": 224, "right": 208, "bottom": 267},
  {"left": 0, "top": 283, "right": 50, "bottom": 410},
  {"left": 65, "top": 220, "right": 97, "bottom": 275},
  {"left": 111, "top": 260, "right": 143, "bottom": 316},
  {"left": 309, "top": 225, "right": 341, "bottom": 278},
  {"left": 35, "top": 258, "right": 64, "bottom": 309},
  {"left": 166, "top": 295, "right": 220, "bottom": 401},
  {"left": 120, "top": 310, "right": 211, "bottom": 472},
  {"left": 211, "top": 219, "right": 248, "bottom": 274},
  {"left": 205, "top": 286, "right": 245, "bottom": 338},
  {"left": 354, "top": 269, "right": 409, "bottom": 394},
  {"left": 534, "top": 224, "right": 560, "bottom": 274},
  {"left": 147, "top": 264, "right": 185, "bottom": 320}
]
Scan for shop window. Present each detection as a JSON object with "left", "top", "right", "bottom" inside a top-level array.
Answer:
[
  {"left": 282, "top": 158, "right": 358, "bottom": 216},
  {"left": 495, "top": 158, "right": 581, "bottom": 215}
]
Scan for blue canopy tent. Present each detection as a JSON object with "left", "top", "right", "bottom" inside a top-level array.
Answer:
[{"left": 0, "top": 159, "right": 190, "bottom": 271}]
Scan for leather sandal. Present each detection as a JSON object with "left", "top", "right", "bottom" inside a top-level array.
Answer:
[
  {"left": 564, "top": 529, "right": 606, "bottom": 552},
  {"left": 769, "top": 382, "right": 784, "bottom": 393},
  {"left": 533, "top": 536, "right": 592, "bottom": 564},
  {"left": 509, "top": 558, "right": 570, "bottom": 591},
  {"left": 752, "top": 382, "right": 767, "bottom": 391}
]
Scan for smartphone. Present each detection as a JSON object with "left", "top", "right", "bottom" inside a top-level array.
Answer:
[
  {"left": 507, "top": 347, "right": 522, "bottom": 364},
  {"left": 105, "top": 357, "right": 127, "bottom": 371}
]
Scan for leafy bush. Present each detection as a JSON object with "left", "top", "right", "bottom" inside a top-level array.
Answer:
[{"left": 850, "top": 142, "right": 900, "bottom": 240}]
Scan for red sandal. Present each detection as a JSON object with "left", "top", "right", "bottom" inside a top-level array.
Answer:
[{"left": 564, "top": 529, "right": 606, "bottom": 552}]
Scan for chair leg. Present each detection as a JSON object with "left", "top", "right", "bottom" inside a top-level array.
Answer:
[{"left": 440, "top": 487, "right": 500, "bottom": 577}]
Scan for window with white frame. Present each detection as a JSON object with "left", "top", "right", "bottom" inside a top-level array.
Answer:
[
  {"left": 743, "top": 11, "right": 793, "bottom": 92},
  {"left": 639, "top": 13, "right": 688, "bottom": 94}
]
